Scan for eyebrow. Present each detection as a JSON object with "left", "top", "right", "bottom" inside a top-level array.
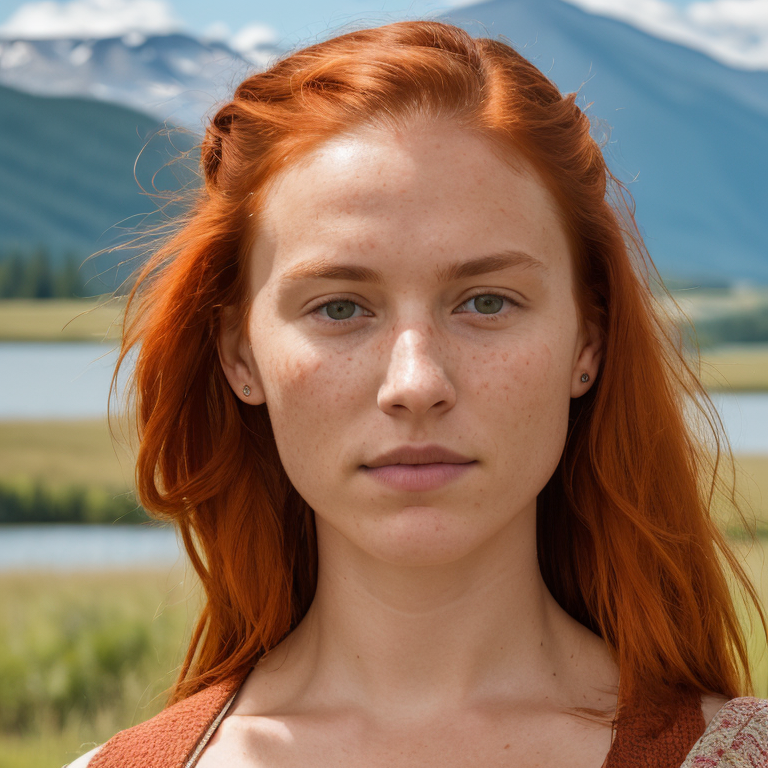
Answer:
[{"left": 280, "top": 250, "right": 548, "bottom": 285}]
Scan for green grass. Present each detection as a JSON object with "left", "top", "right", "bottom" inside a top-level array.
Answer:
[
  {"left": 730, "top": 541, "right": 768, "bottom": 697},
  {"left": 0, "top": 299, "right": 124, "bottom": 343},
  {"left": 0, "top": 419, "right": 150, "bottom": 524},
  {"left": 0, "top": 419, "right": 148, "bottom": 524},
  {"left": 0, "top": 419, "right": 765, "bottom": 766},
  {"left": 0, "top": 481, "right": 149, "bottom": 524},
  {"left": 0, "top": 544, "right": 765, "bottom": 768},
  {"left": 0, "top": 568, "right": 196, "bottom": 768},
  {"left": 0, "top": 548, "right": 764, "bottom": 768}
]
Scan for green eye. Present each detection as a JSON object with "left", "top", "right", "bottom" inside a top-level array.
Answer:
[
  {"left": 472, "top": 295, "right": 504, "bottom": 314},
  {"left": 324, "top": 300, "right": 357, "bottom": 320}
]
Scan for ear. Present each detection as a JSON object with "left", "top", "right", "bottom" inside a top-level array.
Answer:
[
  {"left": 218, "top": 305, "right": 266, "bottom": 405},
  {"left": 571, "top": 319, "right": 602, "bottom": 399}
]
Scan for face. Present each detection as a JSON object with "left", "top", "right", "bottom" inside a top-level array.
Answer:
[{"left": 220, "top": 121, "right": 600, "bottom": 567}]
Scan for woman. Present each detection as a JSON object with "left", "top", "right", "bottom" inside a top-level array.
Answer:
[{"left": 70, "top": 20, "right": 767, "bottom": 768}]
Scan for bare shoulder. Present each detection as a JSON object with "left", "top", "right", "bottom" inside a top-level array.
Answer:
[{"left": 65, "top": 744, "right": 103, "bottom": 768}]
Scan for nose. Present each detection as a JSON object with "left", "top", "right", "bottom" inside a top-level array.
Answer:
[{"left": 377, "top": 327, "right": 456, "bottom": 417}]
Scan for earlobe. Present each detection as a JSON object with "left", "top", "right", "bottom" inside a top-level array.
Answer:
[
  {"left": 217, "top": 307, "right": 267, "bottom": 405},
  {"left": 571, "top": 321, "right": 602, "bottom": 399}
]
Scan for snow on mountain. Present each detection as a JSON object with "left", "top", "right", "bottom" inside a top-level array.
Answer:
[
  {"left": 0, "top": 0, "right": 766, "bottom": 280},
  {"left": 0, "top": 0, "right": 282, "bottom": 129},
  {"left": 1, "top": 0, "right": 766, "bottom": 132},
  {"left": 0, "top": 33, "right": 280, "bottom": 129}
]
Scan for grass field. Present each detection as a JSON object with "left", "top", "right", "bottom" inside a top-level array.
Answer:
[
  {"left": 699, "top": 345, "right": 768, "bottom": 392},
  {"left": 0, "top": 567, "right": 196, "bottom": 768},
  {"left": 735, "top": 542, "right": 768, "bottom": 696},
  {"left": 0, "top": 420, "right": 145, "bottom": 524},
  {"left": 2, "top": 418, "right": 767, "bottom": 519},
  {"left": 0, "top": 419, "right": 133, "bottom": 491},
  {"left": 0, "top": 550, "right": 764, "bottom": 768},
  {"left": 0, "top": 299, "right": 124, "bottom": 343},
  {"left": 0, "top": 414, "right": 766, "bottom": 765},
  {"left": 2, "top": 299, "right": 768, "bottom": 389}
]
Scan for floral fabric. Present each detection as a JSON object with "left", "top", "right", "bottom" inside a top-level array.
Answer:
[{"left": 681, "top": 697, "right": 768, "bottom": 767}]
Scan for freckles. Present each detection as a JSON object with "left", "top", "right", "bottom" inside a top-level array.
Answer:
[{"left": 277, "top": 353, "right": 321, "bottom": 383}]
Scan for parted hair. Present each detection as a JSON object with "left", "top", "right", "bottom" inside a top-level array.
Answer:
[{"left": 114, "top": 20, "right": 764, "bottom": 721}]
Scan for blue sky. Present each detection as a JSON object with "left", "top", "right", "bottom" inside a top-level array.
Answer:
[
  {"left": 0, "top": 0, "right": 701, "bottom": 44},
  {"left": 1, "top": 0, "right": 766, "bottom": 70}
]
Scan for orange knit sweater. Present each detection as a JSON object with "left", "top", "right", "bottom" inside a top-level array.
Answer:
[{"left": 86, "top": 676, "right": 705, "bottom": 768}]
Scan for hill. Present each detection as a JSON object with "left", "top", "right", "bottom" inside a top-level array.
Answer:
[
  {"left": 0, "top": 83, "right": 197, "bottom": 292},
  {"left": 443, "top": 0, "right": 768, "bottom": 282},
  {"left": 1, "top": 0, "right": 767, "bottom": 284}
]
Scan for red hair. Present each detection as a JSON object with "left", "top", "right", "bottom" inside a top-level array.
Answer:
[{"left": 114, "top": 21, "right": 764, "bottom": 718}]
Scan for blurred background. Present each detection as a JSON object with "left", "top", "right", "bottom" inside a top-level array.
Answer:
[{"left": 0, "top": 0, "right": 767, "bottom": 765}]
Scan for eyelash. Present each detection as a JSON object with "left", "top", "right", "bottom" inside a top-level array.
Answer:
[{"left": 310, "top": 291, "right": 521, "bottom": 324}]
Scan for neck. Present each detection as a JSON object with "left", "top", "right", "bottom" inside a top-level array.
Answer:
[{"left": 279, "top": 506, "right": 599, "bottom": 719}]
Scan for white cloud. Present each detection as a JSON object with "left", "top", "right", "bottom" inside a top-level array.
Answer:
[
  {"left": 0, "top": 0, "right": 183, "bottom": 40},
  {"left": 229, "top": 22, "right": 278, "bottom": 66},
  {"left": 688, "top": 0, "right": 768, "bottom": 30},
  {"left": 202, "top": 21, "right": 231, "bottom": 43},
  {"left": 560, "top": 0, "right": 768, "bottom": 69},
  {"left": 230, "top": 23, "right": 276, "bottom": 53}
]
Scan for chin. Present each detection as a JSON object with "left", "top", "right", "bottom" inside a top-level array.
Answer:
[{"left": 356, "top": 506, "right": 490, "bottom": 567}]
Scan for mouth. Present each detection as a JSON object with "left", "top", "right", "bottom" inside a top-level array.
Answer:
[
  {"left": 362, "top": 444, "right": 475, "bottom": 469},
  {"left": 361, "top": 445, "right": 477, "bottom": 492}
]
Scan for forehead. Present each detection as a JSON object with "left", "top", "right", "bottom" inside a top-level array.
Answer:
[{"left": 252, "top": 122, "right": 570, "bottom": 280}]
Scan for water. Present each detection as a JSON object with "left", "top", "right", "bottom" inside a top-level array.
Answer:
[
  {"left": 0, "top": 342, "right": 126, "bottom": 419},
  {"left": 708, "top": 392, "right": 768, "bottom": 454},
  {"left": 2, "top": 342, "right": 768, "bottom": 451},
  {"left": 1, "top": 343, "right": 768, "bottom": 571},
  {"left": 0, "top": 524, "right": 183, "bottom": 572}
]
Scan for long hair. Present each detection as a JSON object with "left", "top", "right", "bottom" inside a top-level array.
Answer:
[{"left": 113, "top": 20, "right": 764, "bottom": 717}]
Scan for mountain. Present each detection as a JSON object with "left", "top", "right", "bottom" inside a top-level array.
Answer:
[
  {"left": 0, "top": 1, "right": 766, "bottom": 283},
  {"left": 442, "top": 0, "right": 768, "bottom": 282},
  {"left": 0, "top": 83, "right": 196, "bottom": 291},
  {"left": 0, "top": 32, "right": 278, "bottom": 130}
]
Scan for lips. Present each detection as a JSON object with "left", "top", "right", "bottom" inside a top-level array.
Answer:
[{"left": 362, "top": 444, "right": 475, "bottom": 469}]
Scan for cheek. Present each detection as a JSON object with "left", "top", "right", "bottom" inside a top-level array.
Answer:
[
  {"left": 258, "top": 336, "right": 369, "bottom": 484},
  {"left": 475, "top": 335, "right": 572, "bottom": 484}
]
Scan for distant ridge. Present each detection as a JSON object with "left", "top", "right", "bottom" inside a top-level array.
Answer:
[
  {"left": 0, "top": 31, "right": 277, "bottom": 129},
  {"left": 0, "top": 83, "right": 197, "bottom": 291},
  {"left": 442, "top": 0, "right": 768, "bottom": 282},
  {"left": 0, "top": 0, "right": 766, "bottom": 283}
]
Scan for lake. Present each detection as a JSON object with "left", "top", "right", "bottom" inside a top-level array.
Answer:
[
  {"left": 0, "top": 524, "right": 183, "bottom": 572},
  {"left": 0, "top": 342, "right": 125, "bottom": 419},
  {"left": 2, "top": 341, "right": 768, "bottom": 451},
  {"left": 1, "top": 341, "right": 768, "bottom": 570}
]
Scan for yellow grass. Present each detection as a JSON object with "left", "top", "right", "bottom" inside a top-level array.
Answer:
[
  {"left": 0, "top": 552, "right": 764, "bottom": 768},
  {"left": 0, "top": 416, "right": 766, "bottom": 519},
  {"left": 730, "top": 541, "right": 768, "bottom": 696},
  {"left": 732, "top": 455, "right": 768, "bottom": 522},
  {"left": 0, "top": 450, "right": 765, "bottom": 766},
  {"left": 1, "top": 297, "right": 768, "bottom": 392},
  {"left": 0, "top": 419, "right": 134, "bottom": 491},
  {"left": 0, "top": 299, "right": 124, "bottom": 343},
  {"left": 699, "top": 344, "right": 768, "bottom": 392}
]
